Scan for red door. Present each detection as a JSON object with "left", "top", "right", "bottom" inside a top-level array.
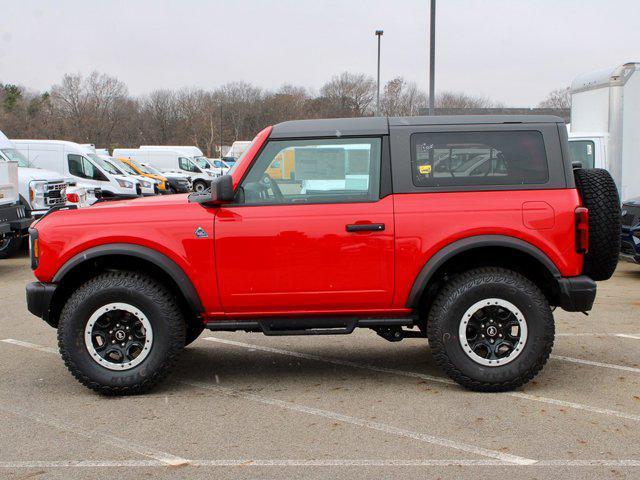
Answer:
[{"left": 214, "top": 197, "right": 395, "bottom": 315}]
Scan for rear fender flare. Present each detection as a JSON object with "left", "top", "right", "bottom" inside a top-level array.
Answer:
[{"left": 406, "top": 235, "right": 561, "bottom": 308}]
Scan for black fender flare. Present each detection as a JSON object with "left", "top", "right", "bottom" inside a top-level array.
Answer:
[
  {"left": 53, "top": 243, "right": 204, "bottom": 313},
  {"left": 406, "top": 235, "right": 561, "bottom": 308}
]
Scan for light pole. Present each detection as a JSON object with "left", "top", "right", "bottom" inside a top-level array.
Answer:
[
  {"left": 428, "top": 0, "right": 436, "bottom": 115},
  {"left": 375, "top": 29, "right": 383, "bottom": 116}
]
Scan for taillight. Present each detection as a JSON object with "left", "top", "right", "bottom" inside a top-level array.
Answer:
[
  {"left": 575, "top": 207, "right": 589, "bottom": 253},
  {"left": 66, "top": 193, "right": 80, "bottom": 203}
]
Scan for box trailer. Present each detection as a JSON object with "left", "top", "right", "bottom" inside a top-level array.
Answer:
[{"left": 569, "top": 62, "right": 640, "bottom": 201}]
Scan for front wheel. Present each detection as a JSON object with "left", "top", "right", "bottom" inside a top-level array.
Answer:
[
  {"left": 193, "top": 181, "right": 207, "bottom": 193},
  {"left": 427, "top": 267, "right": 554, "bottom": 392},
  {"left": 0, "top": 236, "right": 22, "bottom": 259},
  {"left": 58, "top": 272, "right": 186, "bottom": 395}
]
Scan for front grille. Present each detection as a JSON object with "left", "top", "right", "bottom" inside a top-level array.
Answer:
[
  {"left": 621, "top": 205, "right": 640, "bottom": 227},
  {"left": 45, "top": 182, "right": 67, "bottom": 207}
]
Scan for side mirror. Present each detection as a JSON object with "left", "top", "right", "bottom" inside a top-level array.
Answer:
[{"left": 190, "top": 174, "right": 234, "bottom": 206}]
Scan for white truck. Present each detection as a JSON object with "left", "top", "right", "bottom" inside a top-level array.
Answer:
[
  {"left": 113, "top": 148, "right": 213, "bottom": 192},
  {"left": 102, "top": 156, "right": 157, "bottom": 196},
  {"left": 569, "top": 62, "right": 640, "bottom": 201},
  {"left": 222, "top": 141, "right": 251, "bottom": 167},
  {"left": 0, "top": 156, "right": 31, "bottom": 258},
  {"left": 14, "top": 140, "right": 141, "bottom": 200},
  {"left": 0, "top": 130, "right": 83, "bottom": 216}
]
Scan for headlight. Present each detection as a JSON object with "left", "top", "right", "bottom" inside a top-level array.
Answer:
[
  {"left": 29, "top": 180, "right": 47, "bottom": 200},
  {"left": 141, "top": 180, "right": 152, "bottom": 188},
  {"left": 116, "top": 178, "right": 134, "bottom": 189},
  {"left": 206, "top": 170, "right": 214, "bottom": 177}
]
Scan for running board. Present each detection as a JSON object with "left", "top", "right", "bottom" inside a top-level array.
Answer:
[{"left": 204, "top": 317, "right": 415, "bottom": 336}]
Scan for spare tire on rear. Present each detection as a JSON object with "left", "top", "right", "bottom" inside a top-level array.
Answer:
[{"left": 573, "top": 168, "right": 620, "bottom": 281}]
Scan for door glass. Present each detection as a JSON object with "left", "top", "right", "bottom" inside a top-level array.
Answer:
[
  {"left": 239, "top": 138, "right": 381, "bottom": 205},
  {"left": 68, "top": 154, "right": 106, "bottom": 180},
  {"left": 179, "top": 157, "right": 199, "bottom": 172}
]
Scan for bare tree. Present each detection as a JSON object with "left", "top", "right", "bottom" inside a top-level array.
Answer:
[
  {"left": 320, "top": 72, "right": 376, "bottom": 117},
  {"left": 538, "top": 87, "right": 571, "bottom": 109},
  {"left": 381, "top": 77, "right": 427, "bottom": 116},
  {"left": 436, "top": 91, "right": 503, "bottom": 109}
]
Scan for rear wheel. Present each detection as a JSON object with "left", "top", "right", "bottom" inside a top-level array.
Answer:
[
  {"left": 427, "top": 267, "right": 554, "bottom": 392},
  {"left": 574, "top": 168, "right": 620, "bottom": 280},
  {"left": 58, "top": 272, "right": 185, "bottom": 395}
]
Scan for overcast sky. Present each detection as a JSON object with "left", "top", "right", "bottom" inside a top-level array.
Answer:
[{"left": 1, "top": 0, "right": 638, "bottom": 106}]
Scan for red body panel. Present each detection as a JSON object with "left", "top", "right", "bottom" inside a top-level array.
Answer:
[
  {"left": 214, "top": 196, "right": 395, "bottom": 314},
  {"left": 32, "top": 125, "right": 585, "bottom": 321},
  {"left": 392, "top": 189, "right": 583, "bottom": 307}
]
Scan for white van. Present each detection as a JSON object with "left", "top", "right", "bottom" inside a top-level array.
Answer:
[
  {"left": 113, "top": 148, "right": 213, "bottom": 192},
  {"left": 13, "top": 140, "right": 140, "bottom": 200},
  {"left": 0, "top": 154, "right": 31, "bottom": 258},
  {"left": 139, "top": 146, "right": 221, "bottom": 175},
  {"left": 101, "top": 156, "right": 157, "bottom": 196}
]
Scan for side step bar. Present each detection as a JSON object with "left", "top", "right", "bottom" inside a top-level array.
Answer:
[{"left": 205, "top": 317, "right": 416, "bottom": 336}]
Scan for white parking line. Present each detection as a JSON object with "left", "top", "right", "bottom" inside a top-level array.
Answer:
[
  {"left": 616, "top": 334, "right": 640, "bottom": 340},
  {"left": 1, "top": 459, "right": 640, "bottom": 468},
  {"left": 181, "top": 379, "right": 536, "bottom": 465},
  {"left": 550, "top": 354, "right": 640, "bottom": 374},
  {"left": 203, "top": 337, "right": 640, "bottom": 422},
  {"left": 2, "top": 338, "right": 57, "bottom": 354},
  {"left": 0, "top": 404, "right": 189, "bottom": 467},
  {"left": 0, "top": 337, "right": 535, "bottom": 465}
]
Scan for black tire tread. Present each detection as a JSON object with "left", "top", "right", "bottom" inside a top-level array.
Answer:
[
  {"left": 427, "top": 267, "right": 554, "bottom": 392},
  {"left": 574, "top": 168, "right": 620, "bottom": 281},
  {"left": 57, "top": 271, "right": 185, "bottom": 395}
]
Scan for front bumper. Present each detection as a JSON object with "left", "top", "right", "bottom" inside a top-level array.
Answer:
[
  {"left": 557, "top": 275, "right": 597, "bottom": 312},
  {"left": 26, "top": 282, "right": 58, "bottom": 327}
]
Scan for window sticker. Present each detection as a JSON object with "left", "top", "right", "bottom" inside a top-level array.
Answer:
[{"left": 419, "top": 164, "right": 432, "bottom": 175}]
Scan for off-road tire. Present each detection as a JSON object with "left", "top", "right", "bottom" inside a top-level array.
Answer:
[
  {"left": 185, "top": 322, "right": 204, "bottom": 347},
  {"left": 427, "top": 267, "right": 554, "bottom": 392},
  {"left": 58, "top": 272, "right": 185, "bottom": 395},
  {"left": 0, "top": 237, "right": 22, "bottom": 259},
  {"left": 574, "top": 168, "right": 620, "bottom": 281}
]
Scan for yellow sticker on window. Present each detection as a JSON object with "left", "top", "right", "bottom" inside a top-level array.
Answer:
[{"left": 418, "top": 164, "right": 432, "bottom": 175}]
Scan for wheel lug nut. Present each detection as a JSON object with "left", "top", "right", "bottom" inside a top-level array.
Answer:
[
  {"left": 498, "top": 334, "right": 503, "bottom": 338},
  {"left": 112, "top": 340, "right": 116, "bottom": 344},
  {"left": 129, "top": 335, "right": 133, "bottom": 340},
  {"left": 481, "top": 334, "right": 485, "bottom": 338},
  {"left": 121, "top": 343, "right": 125, "bottom": 347},
  {"left": 116, "top": 324, "right": 121, "bottom": 328},
  {"left": 481, "top": 324, "right": 484, "bottom": 328},
  {"left": 490, "top": 339, "right": 494, "bottom": 343},
  {"left": 109, "top": 330, "right": 113, "bottom": 334},
  {"left": 498, "top": 324, "right": 502, "bottom": 327},
  {"left": 126, "top": 326, "right": 130, "bottom": 330}
]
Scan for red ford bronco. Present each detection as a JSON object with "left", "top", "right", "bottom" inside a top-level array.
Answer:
[{"left": 26, "top": 116, "right": 620, "bottom": 395}]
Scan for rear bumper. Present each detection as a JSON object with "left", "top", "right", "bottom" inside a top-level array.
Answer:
[
  {"left": 26, "top": 282, "right": 58, "bottom": 327},
  {"left": 557, "top": 275, "right": 597, "bottom": 312}
]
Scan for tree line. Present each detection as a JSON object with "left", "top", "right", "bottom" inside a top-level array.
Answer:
[{"left": 0, "top": 71, "right": 566, "bottom": 156}]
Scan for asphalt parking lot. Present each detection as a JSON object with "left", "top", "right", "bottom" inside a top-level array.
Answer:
[{"left": 1, "top": 253, "right": 639, "bottom": 479}]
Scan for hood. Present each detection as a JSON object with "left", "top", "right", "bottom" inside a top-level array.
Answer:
[
  {"left": 623, "top": 197, "right": 640, "bottom": 207},
  {"left": 92, "top": 193, "right": 191, "bottom": 209},
  {"left": 19, "top": 167, "right": 65, "bottom": 183}
]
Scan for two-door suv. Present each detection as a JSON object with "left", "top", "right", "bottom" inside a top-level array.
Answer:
[{"left": 26, "top": 116, "right": 620, "bottom": 395}]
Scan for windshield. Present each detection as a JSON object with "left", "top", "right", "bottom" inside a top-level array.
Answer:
[
  {"left": 140, "top": 164, "right": 161, "bottom": 175},
  {"left": 569, "top": 140, "right": 595, "bottom": 169},
  {"left": 1, "top": 148, "right": 29, "bottom": 167},
  {"left": 112, "top": 159, "right": 138, "bottom": 175},
  {"left": 194, "top": 156, "right": 210, "bottom": 169},
  {"left": 105, "top": 160, "right": 127, "bottom": 175},
  {"left": 88, "top": 154, "right": 120, "bottom": 175}
]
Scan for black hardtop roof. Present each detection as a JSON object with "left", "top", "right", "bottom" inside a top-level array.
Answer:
[{"left": 270, "top": 115, "right": 564, "bottom": 138}]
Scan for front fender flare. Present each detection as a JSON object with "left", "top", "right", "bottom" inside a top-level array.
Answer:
[{"left": 52, "top": 243, "right": 204, "bottom": 314}]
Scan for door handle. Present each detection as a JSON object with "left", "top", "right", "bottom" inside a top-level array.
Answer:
[{"left": 345, "top": 223, "right": 385, "bottom": 232}]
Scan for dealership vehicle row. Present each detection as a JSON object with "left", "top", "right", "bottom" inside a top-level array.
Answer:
[{"left": 0, "top": 136, "right": 251, "bottom": 258}]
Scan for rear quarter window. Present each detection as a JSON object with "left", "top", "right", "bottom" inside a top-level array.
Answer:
[{"left": 410, "top": 131, "right": 549, "bottom": 188}]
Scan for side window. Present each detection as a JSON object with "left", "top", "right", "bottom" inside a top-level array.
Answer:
[
  {"left": 411, "top": 131, "right": 549, "bottom": 187},
  {"left": 179, "top": 157, "right": 198, "bottom": 172},
  {"left": 68, "top": 154, "right": 106, "bottom": 180},
  {"left": 239, "top": 138, "right": 381, "bottom": 205}
]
